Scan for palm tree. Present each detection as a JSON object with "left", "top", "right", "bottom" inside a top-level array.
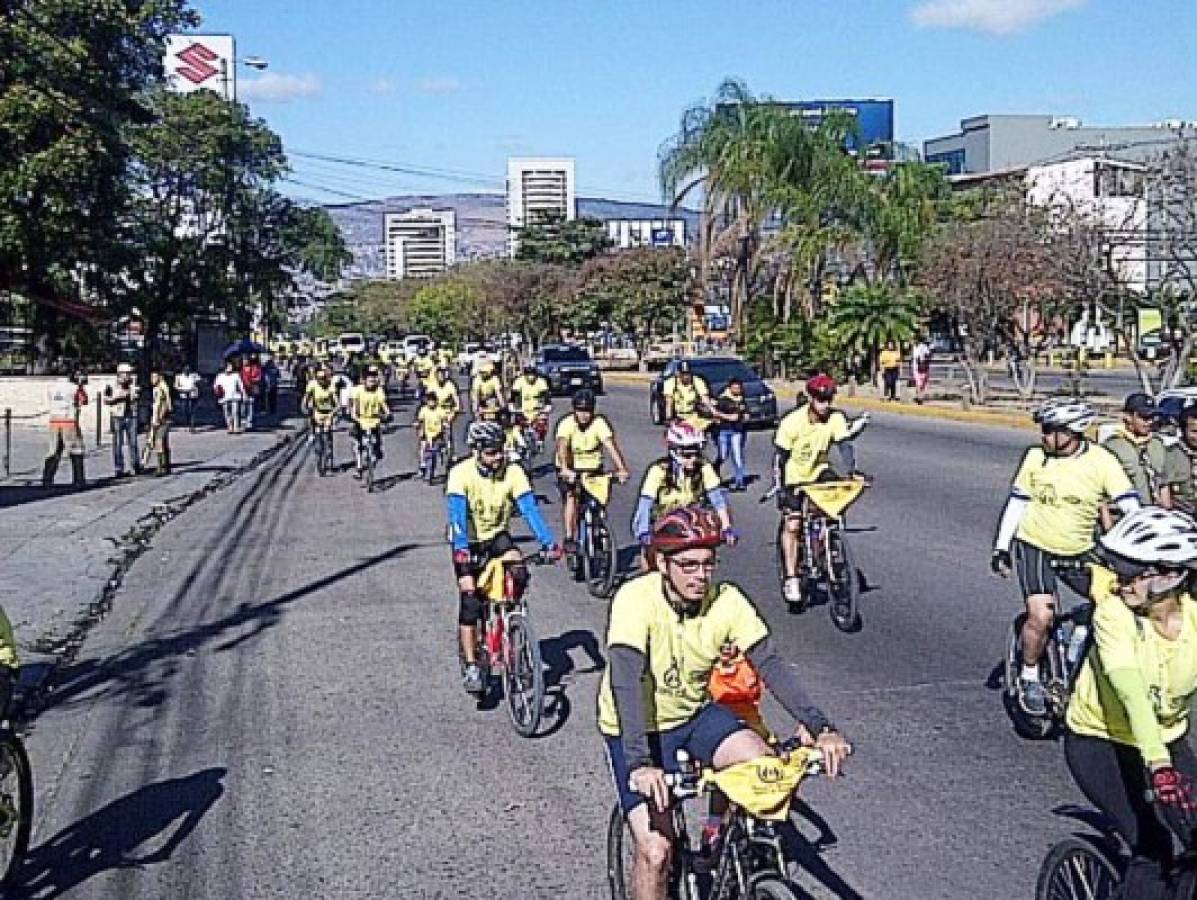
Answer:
[{"left": 828, "top": 282, "right": 921, "bottom": 378}]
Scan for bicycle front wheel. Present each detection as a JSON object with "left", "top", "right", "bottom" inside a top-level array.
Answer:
[
  {"left": 826, "top": 529, "right": 861, "bottom": 632},
  {"left": 748, "top": 874, "right": 808, "bottom": 900},
  {"left": 0, "top": 732, "right": 33, "bottom": 888},
  {"left": 584, "top": 514, "right": 618, "bottom": 599},
  {"left": 606, "top": 803, "right": 633, "bottom": 900},
  {"left": 315, "top": 433, "right": 327, "bottom": 476},
  {"left": 503, "top": 611, "right": 544, "bottom": 738},
  {"left": 1035, "top": 837, "right": 1120, "bottom": 900}
]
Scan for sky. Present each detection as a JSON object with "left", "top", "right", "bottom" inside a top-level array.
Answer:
[{"left": 193, "top": 0, "right": 1197, "bottom": 206}]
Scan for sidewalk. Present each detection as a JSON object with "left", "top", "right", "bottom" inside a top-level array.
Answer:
[{"left": 0, "top": 398, "right": 304, "bottom": 697}]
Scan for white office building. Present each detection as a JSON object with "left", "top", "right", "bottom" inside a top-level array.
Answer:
[
  {"left": 384, "top": 208, "right": 457, "bottom": 280},
  {"left": 506, "top": 157, "right": 576, "bottom": 257}
]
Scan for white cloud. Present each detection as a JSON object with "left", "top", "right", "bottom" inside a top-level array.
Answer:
[
  {"left": 240, "top": 72, "right": 322, "bottom": 103},
  {"left": 370, "top": 77, "right": 397, "bottom": 95},
  {"left": 909, "top": 0, "right": 1086, "bottom": 35},
  {"left": 416, "top": 76, "right": 463, "bottom": 95}
]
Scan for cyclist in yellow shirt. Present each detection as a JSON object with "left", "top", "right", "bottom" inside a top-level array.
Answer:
[
  {"left": 1063, "top": 508, "right": 1197, "bottom": 898},
  {"left": 409, "top": 347, "right": 436, "bottom": 401},
  {"left": 774, "top": 374, "right": 868, "bottom": 607},
  {"left": 509, "top": 362, "right": 551, "bottom": 451},
  {"left": 0, "top": 604, "right": 18, "bottom": 716},
  {"left": 554, "top": 390, "right": 631, "bottom": 555},
  {"left": 302, "top": 366, "right": 340, "bottom": 467},
  {"left": 427, "top": 365, "right": 461, "bottom": 447},
  {"left": 661, "top": 360, "right": 712, "bottom": 430},
  {"left": 447, "top": 421, "right": 560, "bottom": 694},
  {"left": 415, "top": 392, "right": 450, "bottom": 479},
  {"left": 992, "top": 398, "right": 1140, "bottom": 716},
  {"left": 348, "top": 366, "right": 390, "bottom": 479},
  {"left": 633, "top": 420, "right": 733, "bottom": 550},
  {"left": 600, "top": 507, "right": 849, "bottom": 900},
  {"left": 470, "top": 360, "right": 504, "bottom": 418}
]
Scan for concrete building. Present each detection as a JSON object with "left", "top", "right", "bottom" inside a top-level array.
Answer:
[
  {"left": 604, "top": 218, "right": 686, "bottom": 250},
  {"left": 383, "top": 208, "right": 456, "bottom": 280},
  {"left": 506, "top": 158, "right": 576, "bottom": 257},
  {"left": 925, "top": 114, "right": 1193, "bottom": 175}
]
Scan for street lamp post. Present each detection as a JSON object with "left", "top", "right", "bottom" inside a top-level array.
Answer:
[{"left": 218, "top": 55, "right": 269, "bottom": 102}]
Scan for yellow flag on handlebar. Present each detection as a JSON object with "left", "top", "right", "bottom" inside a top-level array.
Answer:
[
  {"left": 581, "top": 472, "right": 612, "bottom": 506},
  {"left": 477, "top": 558, "right": 509, "bottom": 603},
  {"left": 801, "top": 478, "right": 865, "bottom": 519},
  {"left": 700, "top": 749, "right": 822, "bottom": 821}
]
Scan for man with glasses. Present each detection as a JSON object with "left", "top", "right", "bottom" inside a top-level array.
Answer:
[
  {"left": 991, "top": 399, "right": 1140, "bottom": 716},
  {"left": 633, "top": 420, "right": 733, "bottom": 550},
  {"left": 600, "top": 505, "right": 850, "bottom": 900},
  {"left": 774, "top": 374, "right": 868, "bottom": 607}
]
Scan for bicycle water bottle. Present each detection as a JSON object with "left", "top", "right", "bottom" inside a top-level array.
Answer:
[{"left": 1066, "top": 623, "right": 1090, "bottom": 669}]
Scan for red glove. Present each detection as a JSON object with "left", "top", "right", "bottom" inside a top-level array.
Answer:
[
  {"left": 1151, "top": 767, "right": 1197, "bottom": 811},
  {"left": 452, "top": 550, "right": 471, "bottom": 566}
]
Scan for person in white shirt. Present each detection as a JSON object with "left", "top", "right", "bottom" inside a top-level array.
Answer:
[
  {"left": 213, "top": 362, "right": 246, "bottom": 434},
  {"left": 173, "top": 365, "right": 201, "bottom": 432},
  {"left": 911, "top": 337, "right": 932, "bottom": 405},
  {"left": 43, "top": 371, "right": 88, "bottom": 489},
  {"left": 104, "top": 363, "right": 140, "bottom": 476}
]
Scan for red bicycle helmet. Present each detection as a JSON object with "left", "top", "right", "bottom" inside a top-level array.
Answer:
[
  {"left": 806, "top": 373, "right": 837, "bottom": 399},
  {"left": 651, "top": 506, "right": 724, "bottom": 554}
]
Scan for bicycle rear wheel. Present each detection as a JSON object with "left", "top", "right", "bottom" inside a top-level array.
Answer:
[
  {"left": 584, "top": 513, "right": 618, "bottom": 599},
  {"left": 0, "top": 732, "right": 33, "bottom": 888},
  {"left": 315, "top": 433, "right": 328, "bottom": 476},
  {"left": 1035, "top": 837, "right": 1120, "bottom": 900},
  {"left": 365, "top": 449, "right": 375, "bottom": 492},
  {"left": 503, "top": 610, "right": 544, "bottom": 737},
  {"left": 748, "top": 874, "right": 809, "bottom": 900},
  {"left": 1004, "top": 614, "right": 1057, "bottom": 741},
  {"left": 826, "top": 529, "right": 861, "bottom": 632}
]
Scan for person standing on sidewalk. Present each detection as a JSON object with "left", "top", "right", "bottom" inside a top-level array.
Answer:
[
  {"left": 148, "top": 370, "right": 173, "bottom": 476},
  {"left": 711, "top": 378, "right": 749, "bottom": 491},
  {"left": 173, "top": 365, "right": 201, "bottom": 432},
  {"left": 911, "top": 336, "right": 932, "bottom": 405},
  {"left": 878, "top": 341, "right": 902, "bottom": 402},
  {"left": 214, "top": 362, "right": 245, "bottom": 433},
  {"left": 105, "top": 363, "right": 140, "bottom": 477},
  {"left": 263, "top": 355, "right": 281, "bottom": 416},
  {"left": 43, "top": 370, "right": 88, "bottom": 490},
  {"left": 240, "top": 355, "right": 263, "bottom": 429}
]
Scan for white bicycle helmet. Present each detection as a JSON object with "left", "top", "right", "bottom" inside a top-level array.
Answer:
[
  {"left": 1099, "top": 507, "right": 1197, "bottom": 575},
  {"left": 1033, "top": 398, "right": 1096, "bottom": 434},
  {"left": 467, "top": 420, "right": 504, "bottom": 450},
  {"left": 665, "top": 420, "right": 705, "bottom": 451}
]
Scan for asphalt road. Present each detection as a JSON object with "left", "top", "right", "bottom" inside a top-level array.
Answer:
[{"left": 16, "top": 381, "right": 1097, "bottom": 899}]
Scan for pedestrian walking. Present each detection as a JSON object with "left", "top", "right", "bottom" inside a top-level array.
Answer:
[
  {"left": 240, "top": 354, "right": 263, "bottom": 428},
  {"left": 712, "top": 377, "right": 749, "bottom": 491},
  {"left": 912, "top": 336, "right": 932, "bottom": 404},
  {"left": 214, "top": 362, "right": 245, "bottom": 433},
  {"left": 148, "top": 370, "right": 172, "bottom": 476},
  {"left": 263, "top": 355, "right": 280, "bottom": 415},
  {"left": 173, "top": 365, "right": 201, "bottom": 432},
  {"left": 879, "top": 340, "right": 902, "bottom": 402},
  {"left": 104, "top": 362, "right": 140, "bottom": 476},
  {"left": 42, "top": 370, "right": 88, "bottom": 490}
]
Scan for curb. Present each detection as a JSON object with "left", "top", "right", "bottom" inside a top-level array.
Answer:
[
  {"left": 17, "top": 423, "right": 306, "bottom": 726},
  {"left": 602, "top": 370, "right": 1034, "bottom": 432}
]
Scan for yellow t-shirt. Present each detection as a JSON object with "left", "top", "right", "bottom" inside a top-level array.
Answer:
[
  {"left": 879, "top": 349, "right": 901, "bottom": 370},
  {"left": 417, "top": 405, "right": 447, "bottom": 441},
  {"left": 304, "top": 381, "right": 338, "bottom": 420},
  {"left": 472, "top": 375, "right": 503, "bottom": 406},
  {"left": 639, "top": 459, "right": 723, "bottom": 519},
  {"left": 1067, "top": 567, "right": 1197, "bottom": 761},
  {"left": 663, "top": 375, "right": 710, "bottom": 417},
  {"left": 511, "top": 376, "right": 550, "bottom": 417},
  {"left": 429, "top": 379, "right": 460, "bottom": 415},
  {"left": 0, "top": 606, "right": 17, "bottom": 669},
  {"left": 597, "top": 573, "right": 769, "bottom": 735},
  {"left": 774, "top": 407, "right": 851, "bottom": 486},
  {"left": 446, "top": 457, "right": 533, "bottom": 543},
  {"left": 555, "top": 414, "right": 614, "bottom": 472},
  {"left": 1013, "top": 444, "right": 1136, "bottom": 556},
  {"left": 412, "top": 357, "right": 435, "bottom": 381},
  {"left": 350, "top": 385, "right": 388, "bottom": 429}
]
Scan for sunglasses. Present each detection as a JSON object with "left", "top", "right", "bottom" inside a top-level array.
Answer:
[{"left": 674, "top": 449, "right": 703, "bottom": 460}]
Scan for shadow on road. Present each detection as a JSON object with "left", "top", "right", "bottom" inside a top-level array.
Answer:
[
  {"left": 538, "top": 629, "right": 605, "bottom": 738},
  {"left": 10, "top": 767, "right": 226, "bottom": 899},
  {"left": 780, "top": 801, "right": 865, "bottom": 900}
]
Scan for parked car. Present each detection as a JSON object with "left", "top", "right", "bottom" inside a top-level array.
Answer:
[
  {"left": 536, "top": 344, "right": 603, "bottom": 396},
  {"left": 649, "top": 357, "right": 778, "bottom": 428}
]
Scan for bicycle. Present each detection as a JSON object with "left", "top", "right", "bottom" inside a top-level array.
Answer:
[
  {"left": 607, "top": 741, "right": 830, "bottom": 900},
  {"left": 312, "top": 420, "right": 334, "bottom": 477},
  {"left": 0, "top": 716, "right": 33, "bottom": 888},
  {"left": 462, "top": 553, "right": 548, "bottom": 738},
  {"left": 355, "top": 425, "right": 382, "bottom": 492},
  {"left": 575, "top": 472, "right": 618, "bottom": 599},
  {"left": 770, "top": 478, "right": 866, "bottom": 632},
  {"left": 421, "top": 435, "right": 447, "bottom": 485}
]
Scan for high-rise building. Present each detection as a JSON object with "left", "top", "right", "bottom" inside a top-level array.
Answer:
[
  {"left": 506, "top": 158, "right": 576, "bottom": 257},
  {"left": 383, "top": 208, "right": 456, "bottom": 280}
]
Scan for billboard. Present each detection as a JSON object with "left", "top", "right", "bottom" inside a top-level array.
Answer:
[
  {"left": 165, "top": 34, "right": 235, "bottom": 100},
  {"left": 782, "top": 100, "right": 895, "bottom": 158}
]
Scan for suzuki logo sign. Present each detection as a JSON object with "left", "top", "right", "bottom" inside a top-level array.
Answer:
[{"left": 165, "top": 34, "right": 235, "bottom": 99}]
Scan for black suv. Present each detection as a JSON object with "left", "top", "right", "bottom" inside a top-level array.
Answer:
[
  {"left": 649, "top": 357, "right": 778, "bottom": 427},
  {"left": 536, "top": 344, "right": 604, "bottom": 396}
]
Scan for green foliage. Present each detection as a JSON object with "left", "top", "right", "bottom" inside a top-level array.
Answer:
[
  {"left": 286, "top": 207, "right": 352, "bottom": 283},
  {"left": 574, "top": 247, "right": 690, "bottom": 344},
  {"left": 515, "top": 215, "right": 612, "bottom": 265},
  {"left": 407, "top": 279, "right": 478, "bottom": 343},
  {"left": 827, "top": 283, "right": 922, "bottom": 376}
]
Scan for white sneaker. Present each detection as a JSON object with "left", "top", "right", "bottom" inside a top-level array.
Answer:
[{"left": 783, "top": 577, "right": 804, "bottom": 604}]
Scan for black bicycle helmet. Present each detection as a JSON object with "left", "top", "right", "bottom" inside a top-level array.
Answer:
[{"left": 572, "top": 389, "right": 596, "bottom": 412}]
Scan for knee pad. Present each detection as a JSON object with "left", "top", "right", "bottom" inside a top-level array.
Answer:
[{"left": 459, "top": 590, "right": 483, "bottom": 626}]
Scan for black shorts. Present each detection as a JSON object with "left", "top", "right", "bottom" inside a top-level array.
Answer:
[
  {"left": 1012, "top": 539, "right": 1093, "bottom": 600},
  {"left": 453, "top": 531, "right": 517, "bottom": 578},
  {"left": 557, "top": 469, "right": 602, "bottom": 499}
]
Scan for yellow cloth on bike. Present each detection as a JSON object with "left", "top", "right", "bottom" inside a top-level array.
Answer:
[
  {"left": 511, "top": 376, "right": 550, "bottom": 417},
  {"left": 555, "top": 414, "right": 613, "bottom": 473},
  {"left": 1066, "top": 566, "right": 1197, "bottom": 764},
  {"left": 638, "top": 459, "right": 722, "bottom": 520},
  {"left": 472, "top": 375, "right": 503, "bottom": 407},
  {"left": 581, "top": 472, "right": 612, "bottom": 506},
  {"left": 663, "top": 375, "right": 710, "bottom": 417},
  {"left": 801, "top": 479, "right": 864, "bottom": 518},
  {"left": 597, "top": 573, "right": 769, "bottom": 735},
  {"left": 429, "top": 379, "right": 460, "bottom": 414},
  {"left": 350, "top": 385, "right": 387, "bottom": 429},
  {"left": 701, "top": 749, "right": 822, "bottom": 821},
  {"left": 303, "top": 381, "right": 338, "bottom": 420},
  {"left": 1012, "top": 444, "right": 1135, "bottom": 556},
  {"left": 446, "top": 458, "right": 533, "bottom": 543},
  {"left": 417, "top": 404, "right": 448, "bottom": 441},
  {"left": 0, "top": 606, "right": 17, "bottom": 669},
  {"left": 774, "top": 407, "right": 850, "bottom": 487},
  {"left": 476, "top": 558, "right": 511, "bottom": 604}
]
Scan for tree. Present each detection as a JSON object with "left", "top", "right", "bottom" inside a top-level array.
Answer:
[
  {"left": 286, "top": 206, "right": 352, "bottom": 283},
  {"left": 827, "top": 283, "right": 922, "bottom": 379},
  {"left": 407, "top": 278, "right": 478, "bottom": 343},
  {"left": 515, "top": 215, "right": 612, "bottom": 265},
  {"left": 575, "top": 247, "right": 690, "bottom": 354}
]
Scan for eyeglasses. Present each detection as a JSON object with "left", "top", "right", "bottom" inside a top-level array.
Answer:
[
  {"left": 674, "top": 449, "right": 702, "bottom": 460},
  {"left": 667, "top": 556, "right": 718, "bottom": 574}
]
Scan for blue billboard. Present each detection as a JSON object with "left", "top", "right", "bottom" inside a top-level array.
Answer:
[{"left": 779, "top": 99, "right": 895, "bottom": 158}]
